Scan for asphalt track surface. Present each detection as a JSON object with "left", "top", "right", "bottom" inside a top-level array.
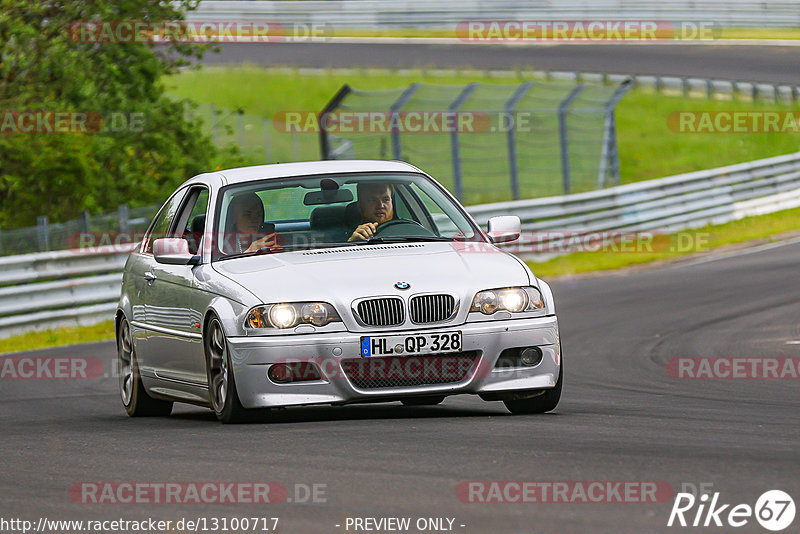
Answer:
[
  {"left": 2, "top": 240, "right": 799, "bottom": 533},
  {"left": 203, "top": 42, "right": 800, "bottom": 84}
]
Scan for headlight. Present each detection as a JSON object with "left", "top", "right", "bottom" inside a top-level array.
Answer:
[
  {"left": 245, "top": 302, "right": 341, "bottom": 329},
  {"left": 470, "top": 287, "right": 543, "bottom": 315},
  {"left": 269, "top": 304, "right": 297, "bottom": 328}
]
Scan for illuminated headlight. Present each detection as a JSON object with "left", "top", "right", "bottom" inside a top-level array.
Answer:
[
  {"left": 470, "top": 287, "right": 543, "bottom": 315},
  {"left": 245, "top": 302, "right": 341, "bottom": 329},
  {"left": 269, "top": 305, "right": 297, "bottom": 328}
]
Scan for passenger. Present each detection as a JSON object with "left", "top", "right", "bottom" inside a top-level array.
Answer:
[
  {"left": 226, "top": 192, "right": 277, "bottom": 253},
  {"left": 347, "top": 183, "right": 395, "bottom": 241}
]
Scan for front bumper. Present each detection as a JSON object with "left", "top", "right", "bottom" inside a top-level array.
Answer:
[{"left": 227, "top": 315, "right": 560, "bottom": 409}]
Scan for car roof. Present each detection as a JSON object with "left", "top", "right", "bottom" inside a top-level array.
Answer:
[{"left": 185, "top": 160, "right": 423, "bottom": 188}]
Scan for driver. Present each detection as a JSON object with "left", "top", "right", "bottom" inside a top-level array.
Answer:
[{"left": 347, "top": 183, "right": 395, "bottom": 241}]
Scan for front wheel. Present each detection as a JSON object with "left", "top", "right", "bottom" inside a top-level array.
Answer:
[
  {"left": 118, "top": 317, "right": 172, "bottom": 417},
  {"left": 205, "top": 316, "right": 251, "bottom": 424},
  {"left": 502, "top": 361, "right": 562, "bottom": 415}
]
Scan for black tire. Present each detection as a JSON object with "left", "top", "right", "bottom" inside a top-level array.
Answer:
[
  {"left": 205, "top": 316, "right": 252, "bottom": 424},
  {"left": 401, "top": 396, "right": 445, "bottom": 406},
  {"left": 502, "top": 360, "right": 563, "bottom": 415},
  {"left": 118, "top": 317, "right": 173, "bottom": 417}
]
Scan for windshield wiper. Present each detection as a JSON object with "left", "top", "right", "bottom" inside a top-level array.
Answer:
[
  {"left": 359, "top": 236, "right": 452, "bottom": 245},
  {"left": 219, "top": 241, "right": 366, "bottom": 260}
]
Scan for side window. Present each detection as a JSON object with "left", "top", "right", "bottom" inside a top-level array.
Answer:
[
  {"left": 394, "top": 190, "right": 413, "bottom": 220},
  {"left": 406, "top": 183, "right": 461, "bottom": 237},
  {"left": 176, "top": 188, "right": 210, "bottom": 254},
  {"left": 144, "top": 190, "right": 187, "bottom": 254}
]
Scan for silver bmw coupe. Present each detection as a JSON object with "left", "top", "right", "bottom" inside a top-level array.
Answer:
[{"left": 116, "top": 160, "right": 562, "bottom": 423}]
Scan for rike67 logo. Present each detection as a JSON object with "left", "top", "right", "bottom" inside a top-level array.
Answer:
[{"left": 668, "top": 489, "right": 795, "bottom": 531}]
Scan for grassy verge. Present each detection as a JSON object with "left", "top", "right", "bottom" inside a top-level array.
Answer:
[
  {"left": 0, "top": 321, "right": 115, "bottom": 355},
  {"left": 166, "top": 65, "right": 800, "bottom": 191},
  {"left": 527, "top": 205, "right": 800, "bottom": 277}
]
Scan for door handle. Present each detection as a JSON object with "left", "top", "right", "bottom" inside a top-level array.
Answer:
[{"left": 144, "top": 272, "right": 157, "bottom": 282}]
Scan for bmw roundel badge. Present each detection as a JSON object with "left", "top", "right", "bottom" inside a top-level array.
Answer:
[{"left": 394, "top": 281, "right": 410, "bottom": 290}]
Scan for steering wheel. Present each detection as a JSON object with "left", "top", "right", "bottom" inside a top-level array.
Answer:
[{"left": 373, "top": 219, "right": 437, "bottom": 238}]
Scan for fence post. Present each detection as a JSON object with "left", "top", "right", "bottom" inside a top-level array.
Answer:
[
  {"left": 505, "top": 81, "right": 534, "bottom": 201},
  {"left": 682, "top": 77, "right": 690, "bottom": 97},
  {"left": 80, "top": 211, "right": 90, "bottom": 233},
  {"left": 792, "top": 86, "right": 799, "bottom": 103},
  {"left": 0, "top": 226, "right": 3, "bottom": 256},
  {"left": 263, "top": 118, "right": 271, "bottom": 162},
  {"left": 380, "top": 137, "right": 388, "bottom": 159},
  {"left": 448, "top": 83, "right": 479, "bottom": 202},
  {"left": 557, "top": 85, "right": 585, "bottom": 195},
  {"left": 119, "top": 204, "right": 129, "bottom": 234},
  {"left": 37, "top": 216, "right": 49, "bottom": 252},
  {"left": 706, "top": 78, "right": 714, "bottom": 99},
  {"left": 389, "top": 83, "right": 421, "bottom": 160},
  {"left": 237, "top": 111, "right": 245, "bottom": 148},
  {"left": 292, "top": 130, "right": 300, "bottom": 161},
  {"left": 318, "top": 84, "right": 352, "bottom": 160},
  {"left": 598, "top": 78, "right": 633, "bottom": 188},
  {"left": 210, "top": 103, "right": 218, "bottom": 145},
  {"left": 752, "top": 82, "right": 759, "bottom": 101}
]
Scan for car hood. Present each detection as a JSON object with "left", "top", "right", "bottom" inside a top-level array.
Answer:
[{"left": 211, "top": 242, "right": 532, "bottom": 306}]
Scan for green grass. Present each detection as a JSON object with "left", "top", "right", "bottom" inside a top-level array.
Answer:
[
  {"left": 527, "top": 205, "right": 800, "bottom": 277},
  {"left": 0, "top": 321, "right": 115, "bottom": 355},
  {"left": 718, "top": 28, "right": 800, "bottom": 40},
  {"left": 616, "top": 89, "right": 800, "bottom": 182},
  {"left": 166, "top": 66, "right": 800, "bottom": 200}
]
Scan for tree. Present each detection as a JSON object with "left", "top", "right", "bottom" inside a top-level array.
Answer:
[{"left": 0, "top": 0, "right": 216, "bottom": 228}]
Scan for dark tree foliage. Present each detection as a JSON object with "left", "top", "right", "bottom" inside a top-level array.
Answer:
[{"left": 0, "top": 0, "right": 216, "bottom": 227}]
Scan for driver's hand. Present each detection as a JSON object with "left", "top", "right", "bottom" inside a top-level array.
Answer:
[
  {"left": 245, "top": 232, "right": 278, "bottom": 253},
  {"left": 348, "top": 222, "right": 378, "bottom": 242}
]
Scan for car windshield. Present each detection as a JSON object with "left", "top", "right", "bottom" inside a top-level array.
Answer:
[{"left": 212, "top": 172, "right": 483, "bottom": 261}]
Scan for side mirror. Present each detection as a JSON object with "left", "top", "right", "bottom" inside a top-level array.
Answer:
[
  {"left": 153, "top": 238, "right": 199, "bottom": 265},
  {"left": 487, "top": 216, "right": 521, "bottom": 244}
]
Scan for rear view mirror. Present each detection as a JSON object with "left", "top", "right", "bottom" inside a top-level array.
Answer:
[
  {"left": 153, "top": 238, "right": 199, "bottom": 265},
  {"left": 303, "top": 189, "right": 354, "bottom": 205},
  {"left": 487, "top": 216, "right": 521, "bottom": 243}
]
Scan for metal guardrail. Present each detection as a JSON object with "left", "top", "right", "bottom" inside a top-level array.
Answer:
[
  {"left": 470, "top": 151, "right": 800, "bottom": 258},
  {"left": 2, "top": 152, "right": 800, "bottom": 338},
  {"left": 190, "top": 1, "right": 800, "bottom": 28},
  {"left": 0, "top": 245, "right": 135, "bottom": 338}
]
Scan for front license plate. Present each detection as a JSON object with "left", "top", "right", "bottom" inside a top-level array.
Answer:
[{"left": 360, "top": 331, "right": 462, "bottom": 357}]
